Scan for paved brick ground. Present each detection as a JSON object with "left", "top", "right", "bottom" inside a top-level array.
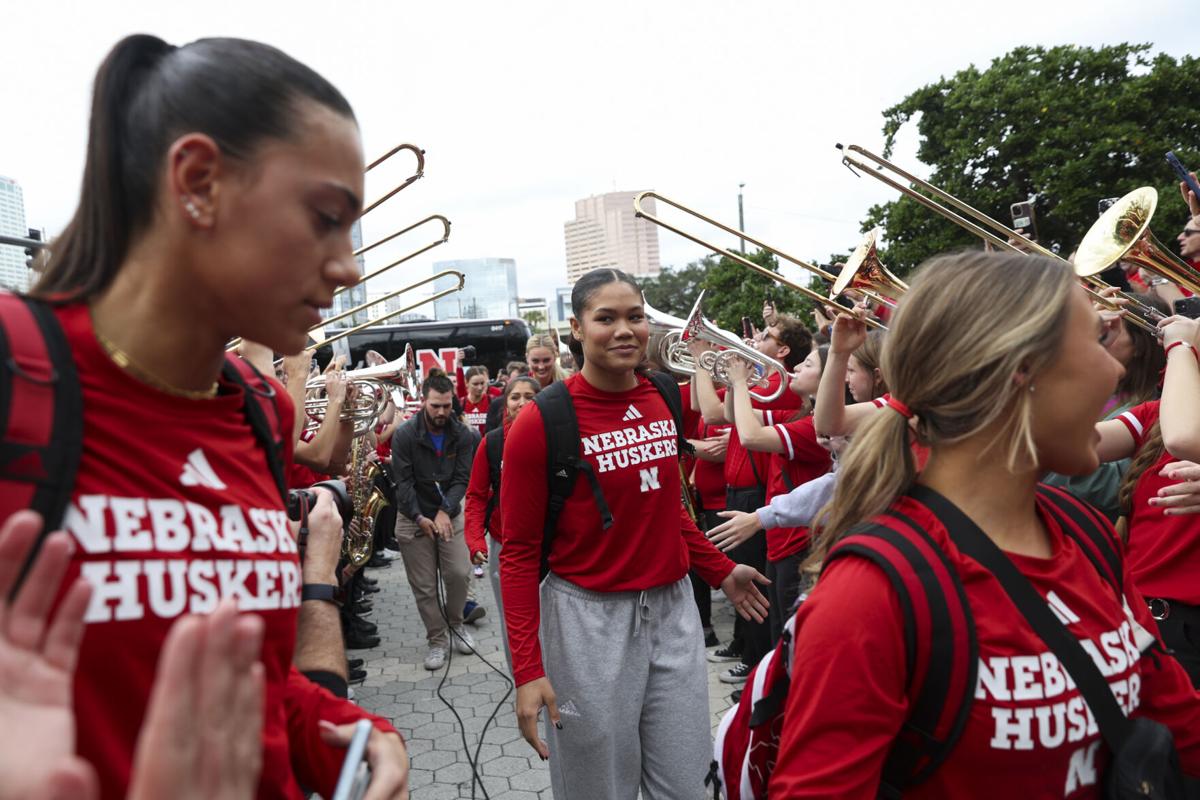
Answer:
[{"left": 351, "top": 558, "right": 739, "bottom": 799}]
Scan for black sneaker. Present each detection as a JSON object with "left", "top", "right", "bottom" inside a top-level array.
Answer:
[
  {"left": 719, "top": 662, "right": 752, "bottom": 684},
  {"left": 348, "top": 658, "right": 364, "bottom": 670},
  {"left": 707, "top": 645, "right": 742, "bottom": 663},
  {"left": 730, "top": 689, "right": 743, "bottom": 704},
  {"left": 348, "top": 667, "right": 367, "bottom": 683},
  {"left": 704, "top": 628, "right": 720, "bottom": 648}
]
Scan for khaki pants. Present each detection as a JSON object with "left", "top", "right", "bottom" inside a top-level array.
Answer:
[{"left": 395, "top": 513, "right": 469, "bottom": 647}]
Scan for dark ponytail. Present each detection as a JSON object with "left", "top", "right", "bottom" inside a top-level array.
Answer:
[{"left": 35, "top": 34, "right": 354, "bottom": 301}]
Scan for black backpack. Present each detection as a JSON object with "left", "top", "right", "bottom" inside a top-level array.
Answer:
[{"left": 532, "top": 371, "right": 691, "bottom": 577}]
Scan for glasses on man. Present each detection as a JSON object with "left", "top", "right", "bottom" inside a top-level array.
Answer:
[{"left": 1183, "top": 228, "right": 1200, "bottom": 237}]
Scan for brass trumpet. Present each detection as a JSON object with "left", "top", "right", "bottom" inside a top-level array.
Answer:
[
  {"left": 836, "top": 143, "right": 1163, "bottom": 334},
  {"left": 633, "top": 191, "right": 888, "bottom": 329},
  {"left": 303, "top": 343, "right": 421, "bottom": 434}
]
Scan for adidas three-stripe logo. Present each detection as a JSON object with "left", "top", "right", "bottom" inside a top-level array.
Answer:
[
  {"left": 179, "top": 448, "right": 227, "bottom": 490},
  {"left": 622, "top": 404, "right": 643, "bottom": 422}
]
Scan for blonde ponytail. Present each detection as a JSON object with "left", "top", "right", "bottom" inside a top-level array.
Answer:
[{"left": 806, "top": 250, "right": 1076, "bottom": 572}]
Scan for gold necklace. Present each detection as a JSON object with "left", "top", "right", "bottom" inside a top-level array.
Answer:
[{"left": 95, "top": 330, "right": 219, "bottom": 400}]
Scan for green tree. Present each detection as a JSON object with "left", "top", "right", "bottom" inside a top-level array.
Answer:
[
  {"left": 697, "top": 247, "right": 824, "bottom": 332},
  {"left": 639, "top": 258, "right": 711, "bottom": 317},
  {"left": 861, "top": 44, "right": 1200, "bottom": 274},
  {"left": 521, "top": 309, "right": 547, "bottom": 329}
]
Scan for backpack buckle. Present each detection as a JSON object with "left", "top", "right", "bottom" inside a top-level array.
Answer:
[{"left": 6, "top": 355, "right": 57, "bottom": 386}]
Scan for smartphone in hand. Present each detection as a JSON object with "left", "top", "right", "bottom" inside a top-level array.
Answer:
[
  {"left": 331, "top": 720, "right": 373, "bottom": 800},
  {"left": 1166, "top": 152, "right": 1200, "bottom": 206},
  {"left": 1010, "top": 200, "right": 1038, "bottom": 240}
]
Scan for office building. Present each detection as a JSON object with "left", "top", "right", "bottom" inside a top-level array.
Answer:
[
  {"left": 563, "top": 190, "right": 660, "bottom": 284},
  {"left": 321, "top": 220, "right": 368, "bottom": 327},
  {"left": 0, "top": 177, "right": 30, "bottom": 291},
  {"left": 432, "top": 258, "right": 519, "bottom": 320}
]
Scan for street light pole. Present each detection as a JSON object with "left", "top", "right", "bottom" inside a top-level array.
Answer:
[{"left": 737, "top": 183, "right": 746, "bottom": 253}]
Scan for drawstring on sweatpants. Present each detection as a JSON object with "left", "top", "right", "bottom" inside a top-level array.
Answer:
[{"left": 634, "top": 590, "right": 651, "bottom": 636}]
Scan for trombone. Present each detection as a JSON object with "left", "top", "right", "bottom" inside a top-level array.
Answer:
[
  {"left": 281, "top": 270, "right": 466, "bottom": 362},
  {"left": 361, "top": 143, "right": 425, "bottom": 217},
  {"left": 831, "top": 228, "right": 908, "bottom": 305},
  {"left": 226, "top": 214, "right": 452, "bottom": 351},
  {"left": 633, "top": 191, "right": 888, "bottom": 329},
  {"left": 1074, "top": 187, "right": 1200, "bottom": 296},
  {"left": 836, "top": 143, "right": 1164, "bottom": 334}
]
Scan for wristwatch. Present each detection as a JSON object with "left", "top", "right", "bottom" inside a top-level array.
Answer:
[{"left": 301, "top": 583, "right": 339, "bottom": 604}]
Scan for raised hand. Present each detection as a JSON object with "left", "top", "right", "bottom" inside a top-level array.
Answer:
[{"left": 0, "top": 511, "right": 96, "bottom": 800}]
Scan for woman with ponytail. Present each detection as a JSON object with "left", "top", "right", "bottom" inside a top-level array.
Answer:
[
  {"left": 10, "top": 34, "right": 407, "bottom": 799},
  {"left": 772, "top": 251, "right": 1200, "bottom": 797},
  {"left": 500, "top": 268, "right": 769, "bottom": 799}
]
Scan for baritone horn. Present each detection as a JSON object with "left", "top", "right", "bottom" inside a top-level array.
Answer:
[
  {"left": 1074, "top": 187, "right": 1200, "bottom": 296},
  {"left": 680, "top": 292, "right": 790, "bottom": 402},
  {"left": 633, "top": 191, "right": 888, "bottom": 328},
  {"left": 643, "top": 296, "right": 694, "bottom": 376}
]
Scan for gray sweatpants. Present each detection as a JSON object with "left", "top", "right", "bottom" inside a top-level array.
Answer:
[{"left": 540, "top": 573, "right": 711, "bottom": 800}]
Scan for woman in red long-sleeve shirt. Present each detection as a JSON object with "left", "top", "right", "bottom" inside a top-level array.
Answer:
[
  {"left": 7, "top": 34, "right": 406, "bottom": 799},
  {"left": 499, "top": 268, "right": 770, "bottom": 800},
  {"left": 772, "top": 251, "right": 1200, "bottom": 798},
  {"left": 464, "top": 375, "right": 540, "bottom": 671}
]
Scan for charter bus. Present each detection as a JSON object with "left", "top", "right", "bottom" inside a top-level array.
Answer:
[{"left": 315, "top": 317, "right": 532, "bottom": 380}]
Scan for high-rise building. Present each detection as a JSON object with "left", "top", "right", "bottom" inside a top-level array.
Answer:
[
  {"left": 550, "top": 286, "right": 573, "bottom": 323},
  {"left": 432, "top": 258, "right": 519, "bottom": 320},
  {"left": 0, "top": 177, "right": 30, "bottom": 291},
  {"left": 563, "top": 190, "right": 660, "bottom": 284},
  {"left": 321, "top": 220, "right": 368, "bottom": 327}
]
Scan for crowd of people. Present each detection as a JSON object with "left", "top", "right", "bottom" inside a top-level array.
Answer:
[{"left": 8, "top": 30, "right": 1200, "bottom": 800}]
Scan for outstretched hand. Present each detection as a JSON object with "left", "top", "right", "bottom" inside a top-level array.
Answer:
[{"left": 720, "top": 564, "right": 771, "bottom": 623}]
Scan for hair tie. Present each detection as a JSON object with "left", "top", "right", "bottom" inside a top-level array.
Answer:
[{"left": 886, "top": 396, "right": 914, "bottom": 420}]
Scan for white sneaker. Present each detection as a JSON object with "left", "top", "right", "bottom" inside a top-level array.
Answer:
[
  {"left": 423, "top": 645, "right": 446, "bottom": 670},
  {"left": 380, "top": 548, "right": 400, "bottom": 561},
  {"left": 451, "top": 625, "right": 475, "bottom": 655}
]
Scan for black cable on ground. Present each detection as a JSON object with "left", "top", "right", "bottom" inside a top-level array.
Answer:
[{"left": 432, "top": 541, "right": 514, "bottom": 800}]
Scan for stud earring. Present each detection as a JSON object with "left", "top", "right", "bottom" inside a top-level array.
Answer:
[{"left": 185, "top": 201, "right": 200, "bottom": 220}]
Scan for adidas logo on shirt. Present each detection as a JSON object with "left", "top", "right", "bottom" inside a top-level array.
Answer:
[
  {"left": 621, "top": 404, "right": 643, "bottom": 422},
  {"left": 179, "top": 448, "right": 227, "bottom": 491}
]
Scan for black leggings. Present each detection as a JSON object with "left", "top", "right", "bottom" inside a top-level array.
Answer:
[
  {"left": 725, "top": 485, "right": 769, "bottom": 667},
  {"left": 1150, "top": 599, "right": 1200, "bottom": 689}
]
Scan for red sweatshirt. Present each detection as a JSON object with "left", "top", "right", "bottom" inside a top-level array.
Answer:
[
  {"left": 694, "top": 421, "right": 732, "bottom": 511},
  {"left": 499, "top": 372, "right": 735, "bottom": 686},
  {"left": 771, "top": 493, "right": 1200, "bottom": 798},
  {"left": 462, "top": 394, "right": 491, "bottom": 436},
  {"left": 722, "top": 375, "right": 803, "bottom": 490},
  {"left": 765, "top": 415, "right": 831, "bottom": 560},
  {"left": 52, "top": 304, "right": 396, "bottom": 800},
  {"left": 464, "top": 423, "right": 505, "bottom": 557},
  {"left": 1117, "top": 401, "right": 1199, "bottom": 604}
]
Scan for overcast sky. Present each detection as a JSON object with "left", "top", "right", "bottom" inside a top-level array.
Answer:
[{"left": 3, "top": 0, "right": 1197, "bottom": 304}]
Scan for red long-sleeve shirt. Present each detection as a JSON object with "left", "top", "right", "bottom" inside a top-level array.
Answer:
[
  {"left": 765, "top": 415, "right": 831, "bottom": 560},
  {"left": 464, "top": 426, "right": 503, "bottom": 557},
  {"left": 770, "top": 494, "right": 1200, "bottom": 798},
  {"left": 499, "top": 373, "right": 735, "bottom": 686},
  {"left": 51, "top": 303, "right": 396, "bottom": 800}
]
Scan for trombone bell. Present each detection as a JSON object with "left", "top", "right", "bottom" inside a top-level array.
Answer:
[
  {"left": 1074, "top": 187, "right": 1200, "bottom": 296},
  {"left": 831, "top": 228, "right": 908, "bottom": 306}
]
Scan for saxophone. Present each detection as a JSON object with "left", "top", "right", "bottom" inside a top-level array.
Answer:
[{"left": 343, "top": 429, "right": 392, "bottom": 567}]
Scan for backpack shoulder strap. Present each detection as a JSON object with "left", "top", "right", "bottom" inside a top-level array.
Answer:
[
  {"left": 0, "top": 293, "right": 82, "bottom": 536},
  {"left": 483, "top": 426, "right": 504, "bottom": 532},
  {"left": 824, "top": 511, "right": 978, "bottom": 796},
  {"left": 647, "top": 370, "right": 693, "bottom": 456},
  {"left": 221, "top": 356, "right": 288, "bottom": 505},
  {"left": 532, "top": 380, "right": 613, "bottom": 575},
  {"left": 1035, "top": 483, "right": 1122, "bottom": 593}
]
